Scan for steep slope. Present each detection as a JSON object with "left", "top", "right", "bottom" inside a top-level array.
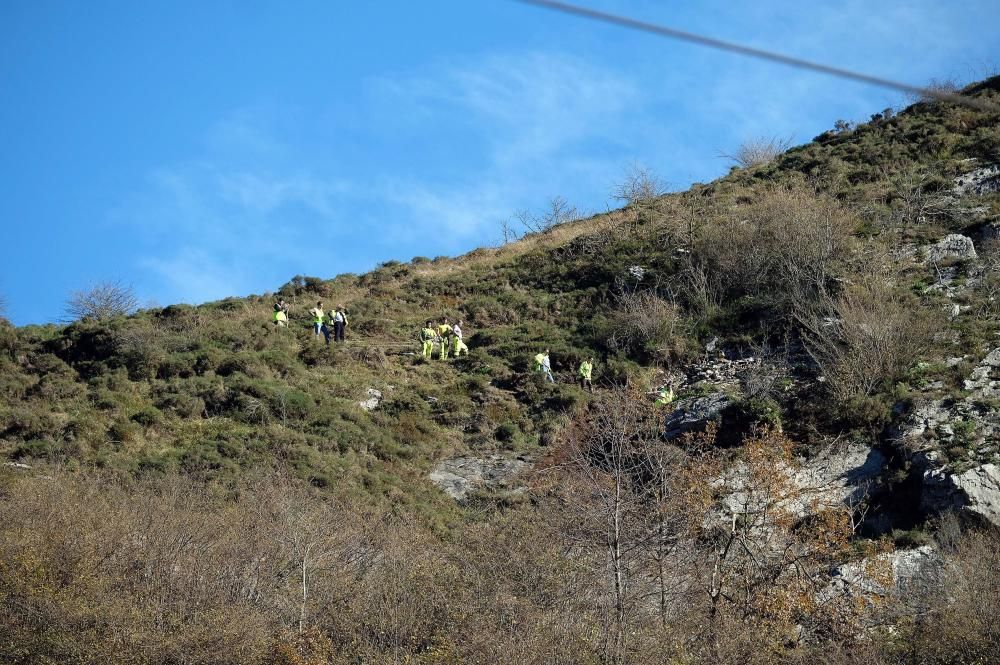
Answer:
[{"left": 2, "top": 78, "right": 999, "bottom": 512}]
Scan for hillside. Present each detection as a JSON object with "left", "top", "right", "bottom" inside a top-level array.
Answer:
[{"left": 1, "top": 77, "right": 999, "bottom": 664}]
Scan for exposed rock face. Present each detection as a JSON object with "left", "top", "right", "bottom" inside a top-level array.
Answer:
[
  {"left": 663, "top": 392, "right": 733, "bottom": 440},
  {"left": 825, "top": 545, "right": 943, "bottom": 603},
  {"left": 790, "top": 443, "right": 887, "bottom": 514},
  {"left": 358, "top": 388, "right": 382, "bottom": 411},
  {"left": 954, "top": 163, "right": 1000, "bottom": 196},
  {"left": 899, "top": 347, "right": 1000, "bottom": 461},
  {"left": 925, "top": 234, "right": 977, "bottom": 263},
  {"left": 922, "top": 464, "right": 1000, "bottom": 527},
  {"left": 429, "top": 455, "right": 528, "bottom": 501},
  {"left": 963, "top": 348, "right": 1000, "bottom": 396},
  {"left": 895, "top": 348, "right": 1000, "bottom": 525}
]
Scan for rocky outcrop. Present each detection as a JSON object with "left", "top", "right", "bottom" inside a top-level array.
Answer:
[
  {"left": 925, "top": 234, "right": 977, "bottom": 263},
  {"left": 963, "top": 348, "right": 1000, "bottom": 396},
  {"left": 663, "top": 392, "right": 733, "bottom": 440},
  {"left": 358, "top": 388, "right": 383, "bottom": 411},
  {"left": 896, "top": 348, "right": 1000, "bottom": 525},
  {"left": 954, "top": 163, "right": 1000, "bottom": 197},
  {"left": 899, "top": 348, "right": 1000, "bottom": 459},
  {"left": 922, "top": 464, "right": 1000, "bottom": 527},
  {"left": 429, "top": 455, "right": 528, "bottom": 501},
  {"left": 825, "top": 545, "right": 943, "bottom": 603},
  {"left": 790, "top": 442, "right": 887, "bottom": 514}
]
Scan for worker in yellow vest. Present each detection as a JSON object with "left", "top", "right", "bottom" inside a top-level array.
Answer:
[
  {"left": 578, "top": 357, "right": 594, "bottom": 392},
  {"left": 420, "top": 321, "right": 436, "bottom": 359},
  {"left": 436, "top": 319, "right": 453, "bottom": 360},
  {"left": 655, "top": 383, "right": 675, "bottom": 407},
  {"left": 309, "top": 302, "right": 325, "bottom": 338},
  {"left": 272, "top": 300, "right": 289, "bottom": 327},
  {"left": 452, "top": 320, "right": 469, "bottom": 357},
  {"left": 534, "top": 350, "right": 554, "bottom": 383}
]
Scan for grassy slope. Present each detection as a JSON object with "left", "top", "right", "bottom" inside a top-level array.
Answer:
[{"left": 1, "top": 77, "right": 998, "bottom": 522}]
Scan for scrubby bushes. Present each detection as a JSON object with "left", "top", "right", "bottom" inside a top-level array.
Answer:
[{"left": 799, "top": 279, "right": 935, "bottom": 424}]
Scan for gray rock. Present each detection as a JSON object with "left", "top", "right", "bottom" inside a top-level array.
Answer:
[
  {"left": 954, "top": 164, "right": 1000, "bottom": 196},
  {"left": 429, "top": 455, "right": 529, "bottom": 501},
  {"left": 1, "top": 462, "right": 32, "bottom": 471},
  {"left": 830, "top": 545, "right": 942, "bottom": 598},
  {"left": 926, "top": 234, "right": 977, "bottom": 263},
  {"left": 663, "top": 392, "right": 733, "bottom": 440},
  {"left": 790, "top": 443, "right": 887, "bottom": 513},
  {"left": 358, "top": 388, "right": 382, "bottom": 411},
  {"left": 923, "top": 464, "right": 1000, "bottom": 527}
]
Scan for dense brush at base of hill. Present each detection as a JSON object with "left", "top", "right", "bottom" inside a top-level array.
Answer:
[{"left": 0, "top": 77, "right": 999, "bottom": 663}]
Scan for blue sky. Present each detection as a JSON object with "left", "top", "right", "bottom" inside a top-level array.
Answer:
[{"left": 2, "top": 1, "right": 998, "bottom": 325}]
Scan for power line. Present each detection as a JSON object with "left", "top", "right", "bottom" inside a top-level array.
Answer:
[{"left": 513, "top": 0, "right": 1000, "bottom": 114}]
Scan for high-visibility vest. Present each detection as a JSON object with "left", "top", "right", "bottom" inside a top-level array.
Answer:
[
  {"left": 334, "top": 311, "right": 348, "bottom": 324},
  {"left": 274, "top": 310, "right": 287, "bottom": 323},
  {"left": 421, "top": 327, "right": 436, "bottom": 341},
  {"left": 311, "top": 308, "right": 324, "bottom": 324},
  {"left": 656, "top": 388, "right": 674, "bottom": 406},
  {"left": 578, "top": 362, "right": 592, "bottom": 379},
  {"left": 534, "top": 353, "right": 546, "bottom": 370},
  {"left": 437, "top": 324, "right": 452, "bottom": 337}
]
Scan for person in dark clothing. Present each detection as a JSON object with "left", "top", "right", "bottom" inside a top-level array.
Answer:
[{"left": 332, "top": 306, "right": 348, "bottom": 342}]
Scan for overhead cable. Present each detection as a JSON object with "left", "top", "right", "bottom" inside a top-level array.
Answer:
[{"left": 513, "top": 0, "right": 1000, "bottom": 113}]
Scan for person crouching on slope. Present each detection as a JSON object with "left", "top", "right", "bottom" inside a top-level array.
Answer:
[
  {"left": 273, "top": 299, "right": 289, "bottom": 327},
  {"left": 452, "top": 320, "right": 469, "bottom": 357}
]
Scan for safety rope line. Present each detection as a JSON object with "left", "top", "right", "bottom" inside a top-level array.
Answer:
[{"left": 513, "top": 0, "right": 1000, "bottom": 114}]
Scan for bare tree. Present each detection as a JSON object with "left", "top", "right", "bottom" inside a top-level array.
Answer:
[
  {"left": 545, "top": 388, "right": 704, "bottom": 663},
  {"left": 499, "top": 217, "right": 520, "bottom": 245},
  {"left": 607, "top": 289, "right": 685, "bottom": 358},
  {"left": 797, "top": 278, "right": 934, "bottom": 405},
  {"left": 65, "top": 280, "right": 138, "bottom": 321},
  {"left": 515, "top": 196, "right": 579, "bottom": 235},
  {"left": 612, "top": 163, "right": 666, "bottom": 208},
  {"left": 722, "top": 136, "right": 793, "bottom": 169},
  {"left": 882, "top": 166, "right": 956, "bottom": 230}
]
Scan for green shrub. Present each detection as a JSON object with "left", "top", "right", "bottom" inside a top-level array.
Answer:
[
  {"left": 494, "top": 421, "right": 518, "bottom": 443},
  {"left": 130, "top": 406, "right": 163, "bottom": 428},
  {"left": 155, "top": 393, "right": 206, "bottom": 419},
  {"left": 107, "top": 420, "right": 142, "bottom": 445}
]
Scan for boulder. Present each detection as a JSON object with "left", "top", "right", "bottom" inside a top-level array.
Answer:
[
  {"left": 358, "top": 388, "right": 382, "bottom": 411},
  {"left": 825, "top": 545, "right": 943, "bottom": 605},
  {"left": 954, "top": 164, "right": 1000, "bottom": 197},
  {"left": 925, "top": 234, "right": 977, "bottom": 263},
  {"left": 790, "top": 442, "right": 887, "bottom": 513},
  {"left": 922, "top": 464, "right": 1000, "bottom": 527},
  {"left": 429, "top": 455, "right": 529, "bottom": 501},
  {"left": 663, "top": 392, "right": 733, "bottom": 440}
]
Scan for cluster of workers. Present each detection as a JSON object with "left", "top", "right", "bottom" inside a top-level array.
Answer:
[
  {"left": 419, "top": 319, "right": 469, "bottom": 360},
  {"left": 271, "top": 299, "right": 675, "bottom": 402},
  {"left": 272, "top": 300, "right": 348, "bottom": 346}
]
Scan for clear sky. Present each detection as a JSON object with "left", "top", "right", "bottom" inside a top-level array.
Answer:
[{"left": 2, "top": 1, "right": 998, "bottom": 325}]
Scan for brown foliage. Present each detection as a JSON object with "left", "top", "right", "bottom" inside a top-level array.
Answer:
[{"left": 798, "top": 278, "right": 935, "bottom": 407}]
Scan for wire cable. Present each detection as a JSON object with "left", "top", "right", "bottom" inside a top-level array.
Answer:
[{"left": 513, "top": 0, "right": 999, "bottom": 113}]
